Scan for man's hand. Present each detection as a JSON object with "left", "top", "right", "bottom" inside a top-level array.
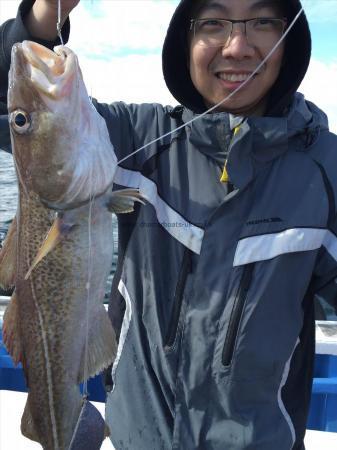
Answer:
[{"left": 25, "top": 0, "right": 80, "bottom": 41}]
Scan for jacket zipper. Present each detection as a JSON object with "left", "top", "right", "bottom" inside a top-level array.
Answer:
[
  {"left": 164, "top": 249, "right": 192, "bottom": 350},
  {"left": 222, "top": 265, "right": 253, "bottom": 366}
]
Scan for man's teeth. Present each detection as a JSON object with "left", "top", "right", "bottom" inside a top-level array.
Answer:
[{"left": 218, "top": 73, "right": 253, "bottom": 82}]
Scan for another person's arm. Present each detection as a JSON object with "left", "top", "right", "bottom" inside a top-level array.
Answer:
[{"left": 25, "top": 0, "right": 79, "bottom": 41}]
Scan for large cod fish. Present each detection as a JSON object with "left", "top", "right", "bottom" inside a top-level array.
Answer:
[{"left": 0, "top": 41, "right": 142, "bottom": 449}]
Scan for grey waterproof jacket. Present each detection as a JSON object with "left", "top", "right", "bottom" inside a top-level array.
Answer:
[
  {"left": 1, "top": 1, "right": 337, "bottom": 449},
  {"left": 97, "top": 94, "right": 337, "bottom": 450}
]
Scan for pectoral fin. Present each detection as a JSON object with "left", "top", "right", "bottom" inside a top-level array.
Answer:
[
  {"left": 24, "top": 215, "right": 75, "bottom": 280},
  {"left": 2, "top": 291, "right": 23, "bottom": 366},
  {"left": 106, "top": 189, "right": 146, "bottom": 214},
  {"left": 0, "top": 217, "right": 17, "bottom": 289}
]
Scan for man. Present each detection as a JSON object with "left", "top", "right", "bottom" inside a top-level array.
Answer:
[{"left": 1, "top": 1, "right": 337, "bottom": 449}]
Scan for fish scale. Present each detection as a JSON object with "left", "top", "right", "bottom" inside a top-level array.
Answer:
[{"left": 15, "top": 186, "right": 107, "bottom": 449}]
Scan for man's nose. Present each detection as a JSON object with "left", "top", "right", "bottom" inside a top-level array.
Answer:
[{"left": 222, "top": 27, "right": 255, "bottom": 59}]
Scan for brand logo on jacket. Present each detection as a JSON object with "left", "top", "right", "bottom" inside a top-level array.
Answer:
[{"left": 246, "top": 217, "right": 283, "bottom": 226}]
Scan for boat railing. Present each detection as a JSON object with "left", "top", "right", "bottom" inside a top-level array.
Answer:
[{"left": 0, "top": 295, "right": 10, "bottom": 306}]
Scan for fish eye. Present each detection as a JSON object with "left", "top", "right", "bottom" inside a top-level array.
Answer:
[{"left": 10, "top": 110, "right": 31, "bottom": 134}]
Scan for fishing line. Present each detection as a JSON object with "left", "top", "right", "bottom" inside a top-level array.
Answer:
[
  {"left": 117, "top": 7, "right": 304, "bottom": 166},
  {"left": 67, "top": 169, "right": 94, "bottom": 450},
  {"left": 81, "top": 90, "right": 98, "bottom": 400},
  {"left": 82, "top": 168, "right": 94, "bottom": 399},
  {"left": 57, "top": 0, "right": 64, "bottom": 46},
  {"left": 68, "top": 399, "right": 87, "bottom": 450},
  {"left": 56, "top": 1, "right": 91, "bottom": 397},
  {"left": 73, "top": 0, "right": 302, "bottom": 407},
  {"left": 56, "top": 3, "right": 96, "bottom": 445},
  {"left": 62, "top": 6, "right": 303, "bottom": 448}
]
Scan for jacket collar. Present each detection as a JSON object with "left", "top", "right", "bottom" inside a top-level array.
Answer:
[{"left": 181, "top": 93, "right": 329, "bottom": 190}]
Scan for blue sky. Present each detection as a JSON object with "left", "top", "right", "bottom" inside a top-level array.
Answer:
[
  {"left": 1, "top": 0, "right": 336, "bottom": 130},
  {"left": 303, "top": 0, "right": 337, "bottom": 61},
  {"left": 310, "top": 22, "right": 337, "bottom": 60}
]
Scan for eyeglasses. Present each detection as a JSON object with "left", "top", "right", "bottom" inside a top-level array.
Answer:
[{"left": 190, "top": 17, "right": 287, "bottom": 50}]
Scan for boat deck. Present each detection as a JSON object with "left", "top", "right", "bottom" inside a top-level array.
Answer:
[{"left": 0, "top": 390, "right": 336, "bottom": 449}]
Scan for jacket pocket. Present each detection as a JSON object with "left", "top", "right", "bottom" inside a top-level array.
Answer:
[
  {"left": 164, "top": 249, "right": 192, "bottom": 350},
  {"left": 222, "top": 264, "right": 254, "bottom": 366}
]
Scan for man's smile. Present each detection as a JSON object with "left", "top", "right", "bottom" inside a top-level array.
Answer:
[{"left": 215, "top": 71, "right": 259, "bottom": 82}]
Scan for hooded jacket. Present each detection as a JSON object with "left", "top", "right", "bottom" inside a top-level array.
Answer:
[
  {"left": 102, "top": 2, "right": 337, "bottom": 449},
  {"left": 1, "top": 1, "right": 337, "bottom": 450}
]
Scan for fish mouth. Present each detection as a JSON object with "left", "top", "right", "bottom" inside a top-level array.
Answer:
[{"left": 11, "top": 41, "right": 78, "bottom": 100}]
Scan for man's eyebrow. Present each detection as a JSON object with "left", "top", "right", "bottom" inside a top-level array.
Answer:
[
  {"left": 196, "top": 0, "right": 282, "bottom": 16},
  {"left": 196, "top": 2, "right": 228, "bottom": 15},
  {"left": 250, "top": 0, "right": 283, "bottom": 13}
]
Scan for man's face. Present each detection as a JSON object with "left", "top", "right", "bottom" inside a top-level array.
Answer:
[{"left": 189, "top": 0, "right": 286, "bottom": 116}]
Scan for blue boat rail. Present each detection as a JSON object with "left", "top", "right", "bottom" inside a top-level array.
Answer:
[{"left": 1, "top": 296, "right": 337, "bottom": 432}]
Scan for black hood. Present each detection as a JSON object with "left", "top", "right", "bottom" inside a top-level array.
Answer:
[{"left": 162, "top": 0, "right": 311, "bottom": 116}]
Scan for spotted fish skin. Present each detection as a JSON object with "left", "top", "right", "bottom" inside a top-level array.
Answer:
[
  {"left": 11, "top": 187, "right": 115, "bottom": 450},
  {"left": 0, "top": 41, "right": 142, "bottom": 449}
]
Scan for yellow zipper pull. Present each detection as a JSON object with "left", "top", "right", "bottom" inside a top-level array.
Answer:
[
  {"left": 220, "top": 125, "right": 240, "bottom": 183},
  {"left": 220, "top": 165, "right": 229, "bottom": 182}
]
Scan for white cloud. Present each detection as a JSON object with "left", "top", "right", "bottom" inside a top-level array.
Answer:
[
  {"left": 67, "top": 0, "right": 177, "bottom": 105},
  {"left": 68, "top": 0, "right": 178, "bottom": 55},
  {"left": 0, "top": 0, "right": 21, "bottom": 22},
  {"left": 77, "top": 53, "right": 176, "bottom": 105},
  {"left": 300, "top": 59, "right": 337, "bottom": 133}
]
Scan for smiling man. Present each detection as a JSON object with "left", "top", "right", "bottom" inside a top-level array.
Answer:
[
  {"left": 1, "top": 0, "right": 337, "bottom": 449},
  {"left": 189, "top": 0, "right": 286, "bottom": 115}
]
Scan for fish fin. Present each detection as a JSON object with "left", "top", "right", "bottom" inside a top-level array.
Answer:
[
  {"left": 0, "top": 217, "right": 17, "bottom": 289},
  {"left": 21, "top": 394, "right": 39, "bottom": 443},
  {"left": 78, "top": 307, "right": 117, "bottom": 383},
  {"left": 106, "top": 189, "right": 146, "bottom": 214},
  {"left": 67, "top": 400, "right": 108, "bottom": 450},
  {"left": 2, "top": 291, "right": 23, "bottom": 366},
  {"left": 24, "top": 215, "right": 71, "bottom": 280}
]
